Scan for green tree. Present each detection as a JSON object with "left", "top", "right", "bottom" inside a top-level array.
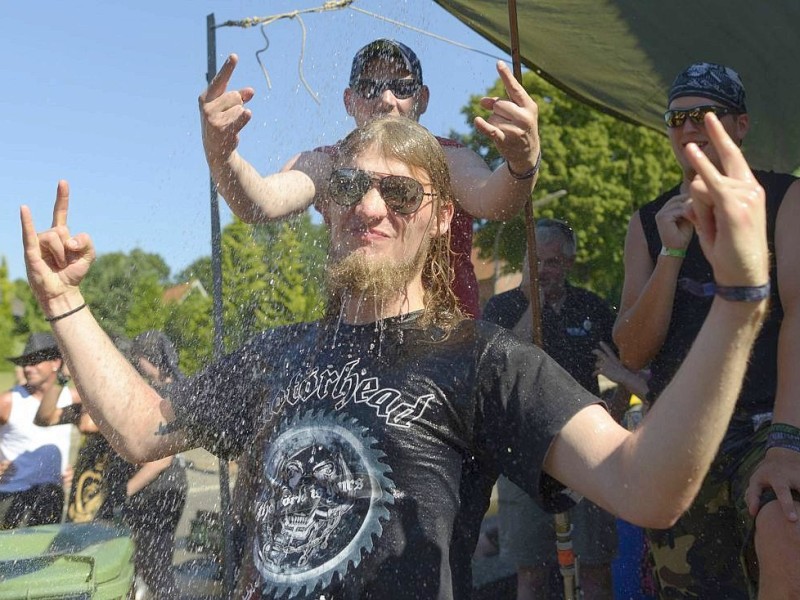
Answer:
[
  {"left": 219, "top": 215, "right": 326, "bottom": 351},
  {"left": 252, "top": 213, "right": 327, "bottom": 324},
  {"left": 174, "top": 257, "right": 212, "bottom": 292},
  {"left": 12, "top": 279, "right": 47, "bottom": 338},
  {"left": 164, "top": 291, "right": 213, "bottom": 375},
  {"left": 456, "top": 72, "right": 680, "bottom": 304},
  {"left": 0, "top": 260, "right": 15, "bottom": 366},
  {"left": 165, "top": 214, "right": 326, "bottom": 370},
  {"left": 81, "top": 249, "right": 170, "bottom": 338},
  {"left": 220, "top": 218, "right": 273, "bottom": 351},
  {"left": 125, "top": 274, "right": 168, "bottom": 337}
]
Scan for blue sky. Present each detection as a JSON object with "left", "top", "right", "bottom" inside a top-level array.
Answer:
[{"left": 2, "top": 1, "right": 511, "bottom": 282}]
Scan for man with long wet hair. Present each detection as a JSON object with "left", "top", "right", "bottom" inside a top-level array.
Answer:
[{"left": 23, "top": 115, "right": 771, "bottom": 599}]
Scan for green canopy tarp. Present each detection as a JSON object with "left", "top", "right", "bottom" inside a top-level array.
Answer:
[{"left": 435, "top": 0, "right": 800, "bottom": 173}]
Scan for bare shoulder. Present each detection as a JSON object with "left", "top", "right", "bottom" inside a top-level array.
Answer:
[
  {"left": 779, "top": 178, "right": 800, "bottom": 208},
  {"left": 283, "top": 148, "right": 331, "bottom": 170},
  {"left": 443, "top": 145, "right": 491, "bottom": 174},
  {"left": 776, "top": 180, "right": 800, "bottom": 296},
  {"left": 627, "top": 208, "right": 644, "bottom": 233},
  {"left": 287, "top": 149, "right": 335, "bottom": 180},
  {"left": 623, "top": 210, "right": 648, "bottom": 257},
  {"left": 616, "top": 211, "right": 654, "bottom": 318},
  {"left": 776, "top": 181, "right": 800, "bottom": 241}
]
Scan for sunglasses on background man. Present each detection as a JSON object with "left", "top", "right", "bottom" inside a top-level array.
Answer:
[
  {"left": 352, "top": 78, "right": 421, "bottom": 100},
  {"left": 663, "top": 104, "right": 739, "bottom": 128}
]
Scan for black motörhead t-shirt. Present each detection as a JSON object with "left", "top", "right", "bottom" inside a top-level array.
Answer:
[{"left": 170, "top": 315, "right": 598, "bottom": 599}]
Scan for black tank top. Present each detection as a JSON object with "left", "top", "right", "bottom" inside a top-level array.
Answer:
[{"left": 639, "top": 170, "right": 796, "bottom": 417}]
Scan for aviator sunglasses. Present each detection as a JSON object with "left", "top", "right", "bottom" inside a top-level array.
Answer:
[
  {"left": 663, "top": 105, "right": 739, "bottom": 128},
  {"left": 352, "top": 78, "right": 421, "bottom": 100},
  {"left": 327, "top": 168, "right": 435, "bottom": 215}
]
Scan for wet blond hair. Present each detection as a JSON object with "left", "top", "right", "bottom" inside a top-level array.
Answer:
[{"left": 328, "top": 116, "right": 463, "bottom": 331}]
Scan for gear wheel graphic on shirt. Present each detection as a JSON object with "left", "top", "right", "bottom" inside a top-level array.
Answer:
[{"left": 253, "top": 409, "right": 395, "bottom": 598}]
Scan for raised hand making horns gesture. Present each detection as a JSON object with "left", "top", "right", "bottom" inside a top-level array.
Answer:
[{"left": 21, "top": 180, "right": 94, "bottom": 319}]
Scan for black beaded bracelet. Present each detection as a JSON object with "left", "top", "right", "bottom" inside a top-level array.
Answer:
[
  {"left": 506, "top": 151, "right": 542, "bottom": 180},
  {"left": 45, "top": 303, "right": 87, "bottom": 322},
  {"left": 766, "top": 422, "right": 800, "bottom": 454},
  {"left": 715, "top": 283, "right": 771, "bottom": 302}
]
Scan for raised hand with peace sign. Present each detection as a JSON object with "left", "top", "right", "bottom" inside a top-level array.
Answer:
[{"left": 682, "top": 111, "right": 768, "bottom": 292}]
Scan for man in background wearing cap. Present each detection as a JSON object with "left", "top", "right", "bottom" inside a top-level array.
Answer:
[
  {"left": 0, "top": 333, "right": 78, "bottom": 528},
  {"left": 199, "top": 39, "right": 540, "bottom": 318},
  {"left": 613, "top": 62, "right": 800, "bottom": 598}
]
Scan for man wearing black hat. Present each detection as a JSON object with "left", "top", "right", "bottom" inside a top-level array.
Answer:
[
  {"left": 614, "top": 62, "right": 800, "bottom": 598},
  {"left": 199, "top": 38, "right": 541, "bottom": 319},
  {"left": 0, "top": 333, "right": 77, "bottom": 528}
]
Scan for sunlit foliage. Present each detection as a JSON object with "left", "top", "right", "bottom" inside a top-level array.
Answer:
[{"left": 82, "top": 250, "right": 171, "bottom": 339}]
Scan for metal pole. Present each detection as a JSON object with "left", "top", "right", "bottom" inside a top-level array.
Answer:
[
  {"left": 506, "top": 0, "right": 543, "bottom": 346},
  {"left": 206, "top": 12, "right": 235, "bottom": 593},
  {"left": 506, "top": 2, "right": 578, "bottom": 598}
]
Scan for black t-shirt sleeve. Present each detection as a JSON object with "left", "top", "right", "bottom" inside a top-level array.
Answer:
[
  {"left": 168, "top": 332, "right": 277, "bottom": 459},
  {"left": 475, "top": 328, "right": 601, "bottom": 512}
]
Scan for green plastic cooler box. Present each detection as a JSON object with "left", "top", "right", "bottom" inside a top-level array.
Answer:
[{"left": 0, "top": 522, "right": 135, "bottom": 599}]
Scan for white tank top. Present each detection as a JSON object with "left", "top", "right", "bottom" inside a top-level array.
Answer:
[{"left": 0, "top": 385, "right": 73, "bottom": 492}]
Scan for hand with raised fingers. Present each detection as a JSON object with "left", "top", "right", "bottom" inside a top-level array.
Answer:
[
  {"left": 20, "top": 180, "right": 95, "bottom": 315},
  {"left": 745, "top": 449, "right": 800, "bottom": 522},
  {"left": 682, "top": 112, "right": 768, "bottom": 289},
  {"left": 199, "top": 54, "right": 256, "bottom": 166},
  {"left": 475, "top": 61, "right": 540, "bottom": 178},
  {"left": 655, "top": 193, "right": 694, "bottom": 251}
]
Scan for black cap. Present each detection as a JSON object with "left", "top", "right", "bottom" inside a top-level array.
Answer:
[
  {"left": 349, "top": 39, "right": 423, "bottom": 87},
  {"left": 668, "top": 62, "right": 747, "bottom": 113},
  {"left": 8, "top": 333, "right": 61, "bottom": 366}
]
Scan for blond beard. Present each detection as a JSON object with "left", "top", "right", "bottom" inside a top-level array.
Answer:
[{"left": 326, "top": 239, "right": 430, "bottom": 305}]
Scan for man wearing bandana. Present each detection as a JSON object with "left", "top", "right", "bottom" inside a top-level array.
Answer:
[{"left": 614, "top": 62, "right": 800, "bottom": 599}]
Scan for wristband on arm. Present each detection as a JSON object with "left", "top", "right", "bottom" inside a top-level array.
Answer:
[
  {"left": 660, "top": 246, "right": 687, "bottom": 258},
  {"left": 714, "top": 283, "right": 771, "bottom": 302},
  {"left": 506, "top": 151, "right": 542, "bottom": 180},
  {"left": 765, "top": 422, "right": 800, "bottom": 454},
  {"left": 45, "top": 303, "right": 87, "bottom": 322},
  {"left": 678, "top": 278, "right": 771, "bottom": 302}
]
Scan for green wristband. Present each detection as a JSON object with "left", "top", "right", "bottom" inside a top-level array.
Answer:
[{"left": 660, "top": 246, "right": 687, "bottom": 258}]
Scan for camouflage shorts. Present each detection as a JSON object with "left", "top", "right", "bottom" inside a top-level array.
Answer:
[{"left": 645, "top": 424, "right": 768, "bottom": 599}]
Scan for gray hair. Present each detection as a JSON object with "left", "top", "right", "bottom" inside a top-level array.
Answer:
[{"left": 535, "top": 218, "right": 577, "bottom": 257}]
